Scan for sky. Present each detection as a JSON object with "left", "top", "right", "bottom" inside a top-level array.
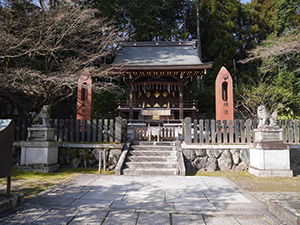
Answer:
[{"left": 241, "top": 0, "right": 251, "bottom": 3}]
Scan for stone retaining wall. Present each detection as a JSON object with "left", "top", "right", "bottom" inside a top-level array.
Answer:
[
  {"left": 12, "top": 146, "right": 122, "bottom": 171},
  {"left": 58, "top": 147, "right": 122, "bottom": 170},
  {"left": 183, "top": 148, "right": 250, "bottom": 172}
]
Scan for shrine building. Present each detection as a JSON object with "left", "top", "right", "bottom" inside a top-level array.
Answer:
[{"left": 113, "top": 41, "right": 212, "bottom": 124}]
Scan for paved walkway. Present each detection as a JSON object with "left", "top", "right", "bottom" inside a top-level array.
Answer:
[{"left": 0, "top": 175, "right": 282, "bottom": 224}]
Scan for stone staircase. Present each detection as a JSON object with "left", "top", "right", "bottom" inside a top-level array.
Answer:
[{"left": 122, "top": 141, "right": 179, "bottom": 176}]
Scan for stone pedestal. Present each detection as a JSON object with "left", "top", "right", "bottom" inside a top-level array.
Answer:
[
  {"left": 19, "top": 126, "right": 59, "bottom": 173},
  {"left": 249, "top": 128, "right": 293, "bottom": 177}
]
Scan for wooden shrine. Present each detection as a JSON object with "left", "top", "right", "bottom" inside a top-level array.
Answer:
[{"left": 113, "top": 41, "right": 212, "bottom": 124}]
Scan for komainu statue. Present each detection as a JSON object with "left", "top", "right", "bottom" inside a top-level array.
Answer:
[
  {"left": 257, "top": 105, "right": 278, "bottom": 128},
  {"left": 32, "top": 105, "right": 51, "bottom": 127}
]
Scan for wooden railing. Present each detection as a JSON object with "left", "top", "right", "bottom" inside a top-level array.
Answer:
[
  {"left": 118, "top": 101, "right": 196, "bottom": 109},
  {"left": 13, "top": 117, "right": 125, "bottom": 143},
  {"left": 183, "top": 118, "right": 300, "bottom": 144},
  {"left": 13, "top": 117, "right": 300, "bottom": 144}
]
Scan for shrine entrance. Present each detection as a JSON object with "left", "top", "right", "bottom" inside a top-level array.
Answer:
[
  {"left": 133, "top": 125, "right": 175, "bottom": 141},
  {"left": 113, "top": 41, "right": 212, "bottom": 125}
]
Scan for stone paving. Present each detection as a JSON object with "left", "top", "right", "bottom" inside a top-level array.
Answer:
[{"left": 0, "top": 174, "right": 282, "bottom": 224}]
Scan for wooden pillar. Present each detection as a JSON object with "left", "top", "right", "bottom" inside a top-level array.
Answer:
[
  {"left": 6, "top": 176, "right": 11, "bottom": 198},
  {"left": 179, "top": 83, "right": 183, "bottom": 120},
  {"left": 129, "top": 83, "right": 133, "bottom": 121}
]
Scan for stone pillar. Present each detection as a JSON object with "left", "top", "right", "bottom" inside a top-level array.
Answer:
[
  {"left": 215, "top": 67, "right": 234, "bottom": 122},
  {"left": 184, "top": 117, "right": 191, "bottom": 144},
  {"left": 76, "top": 70, "right": 94, "bottom": 120},
  {"left": 249, "top": 128, "right": 293, "bottom": 177},
  {"left": 115, "top": 116, "right": 122, "bottom": 143}
]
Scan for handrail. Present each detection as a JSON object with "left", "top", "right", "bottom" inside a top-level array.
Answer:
[{"left": 115, "top": 141, "right": 132, "bottom": 175}]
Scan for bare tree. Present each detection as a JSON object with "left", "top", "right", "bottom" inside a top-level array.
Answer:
[
  {"left": 237, "top": 28, "right": 300, "bottom": 118},
  {"left": 0, "top": 1, "right": 127, "bottom": 116}
]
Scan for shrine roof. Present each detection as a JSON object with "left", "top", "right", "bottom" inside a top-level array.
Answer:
[{"left": 113, "top": 41, "right": 212, "bottom": 70}]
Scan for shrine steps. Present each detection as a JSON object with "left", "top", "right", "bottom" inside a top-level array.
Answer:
[{"left": 122, "top": 142, "right": 179, "bottom": 176}]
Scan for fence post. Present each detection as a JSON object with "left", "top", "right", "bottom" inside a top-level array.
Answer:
[
  {"left": 184, "top": 117, "right": 191, "bottom": 144},
  {"left": 240, "top": 120, "right": 245, "bottom": 143},
  {"left": 81, "top": 120, "right": 86, "bottom": 142},
  {"left": 235, "top": 120, "right": 239, "bottom": 143},
  {"left": 53, "top": 119, "right": 58, "bottom": 141},
  {"left": 211, "top": 120, "right": 216, "bottom": 144},
  {"left": 87, "top": 120, "right": 92, "bottom": 142},
  {"left": 294, "top": 120, "right": 299, "bottom": 143},
  {"left": 287, "top": 120, "right": 293, "bottom": 143},
  {"left": 199, "top": 120, "right": 204, "bottom": 144},
  {"left": 193, "top": 119, "right": 198, "bottom": 143},
  {"left": 110, "top": 119, "right": 114, "bottom": 142},
  {"left": 70, "top": 119, "right": 75, "bottom": 142},
  {"left": 92, "top": 119, "right": 97, "bottom": 142},
  {"left": 75, "top": 120, "right": 80, "bottom": 142},
  {"left": 104, "top": 119, "right": 108, "bottom": 142},
  {"left": 229, "top": 120, "right": 234, "bottom": 143},
  {"left": 115, "top": 117, "right": 122, "bottom": 143},
  {"left": 246, "top": 119, "right": 251, "bottom": 143},
  {"left": 59, "top": 119, "right": 64, "bottom": 142},
  {"left": 64, "top": 119, "right": 69, "bottom": 142},
  {"left": 205, "top": 120, "right": 210, "bottom": 143},
  {"left": 216, "top": 120, "right": 221, "bottom": 143},
  {"left": 281, "top": 120, "right": 287, "bottom": 143},
  {"left": 223, "top": 120, "right": 228, "bottom": 144},
  {"left": 98, "top": 119, "right": 103, "bottom": 142}
]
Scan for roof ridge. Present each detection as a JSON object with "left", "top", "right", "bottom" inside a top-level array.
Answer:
[{"left": 121, "top": 41, "right": 196, "bottom": 48}]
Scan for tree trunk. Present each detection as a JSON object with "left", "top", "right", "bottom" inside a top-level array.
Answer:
[{"left": 195, "top": 0, "right": 202, "bottom": 60}]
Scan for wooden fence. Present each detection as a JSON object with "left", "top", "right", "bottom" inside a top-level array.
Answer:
[
  {"left": 183, "top": 118, "right": 300, "bottom": 144},
  {"left": 13, "top": 117, "right": 300, "bottom": 144},
  {"left": 13, "top": 117, "right": 125, "bottom": 143}
]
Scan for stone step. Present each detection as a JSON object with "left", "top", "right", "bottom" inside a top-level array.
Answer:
[
  {"left": 122, "top": 168, "right": 178, "bottom": 176},
  {"left": 126, "top": 156, "right": 177, "bottom": 162},
  {"left": 131, "top": 146, "right": 174, "bottom": 151},
  {"left": 129, "top": 151, "right": 176, "bottom": 157},
  {"left": 125, "top": 162, "right": 178, "bottom": 169},
  {"left": 133, "top": 141, "right": 175, "bottom": 146}
]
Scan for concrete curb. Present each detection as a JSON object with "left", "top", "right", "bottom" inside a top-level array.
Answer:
[
  {"left": 269, "top": 199, "right": 300, "bottom": 225},
  {"left": 221, "top": 177, "right": 283, "bottom": 224},
  {"left": 0, "top": 194, "right": 24, "bottom": 215}
]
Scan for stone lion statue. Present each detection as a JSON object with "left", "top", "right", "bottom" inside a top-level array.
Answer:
[
  {"left": 257, "top": 105, "right": 278, "bottom": 128},
  {"left": 32, "top": 105, "right": 51, "bottom": 127}
]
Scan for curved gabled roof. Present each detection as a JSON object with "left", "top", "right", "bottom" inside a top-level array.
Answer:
[{"left": 113, "top": 41, "right": 212, "bottom": 71}]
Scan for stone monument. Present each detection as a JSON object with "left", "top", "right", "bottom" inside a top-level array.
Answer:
[
  {"left": 249, "top": 105, "right": 293, "bottom": 177},
  {"left": 215, "top": 66, "right": 234, "bottom": 122},
  {"left": 76, "top": 70, "right": 94, "bottom": 120},
  {"left": 19, "top": 105, "right": 59, "bottom": 173}
]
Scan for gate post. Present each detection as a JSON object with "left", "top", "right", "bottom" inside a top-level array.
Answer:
[
  {"left": 184, "top": 117, "right": 192, "bottom": 144},
  {"left": 115, "top": 116, "right": 122, "bottom": 143}
]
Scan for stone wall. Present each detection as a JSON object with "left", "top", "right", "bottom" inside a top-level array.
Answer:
[
  {"left": 12, "top": 146, "right": 122, "bottom": 171},
  {"left": 58, "top": 148, "right": 122, "bottom": 170},
  {"left": 183, "top": 148, "right": 250, "bottom": 172}
]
